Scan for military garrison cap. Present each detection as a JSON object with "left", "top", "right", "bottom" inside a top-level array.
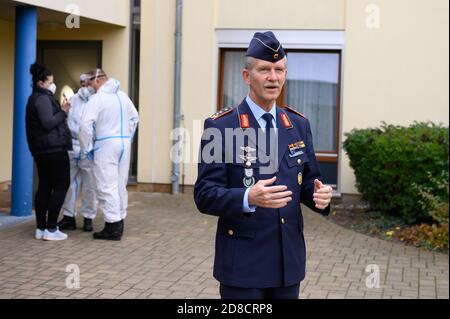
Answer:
[{"left": 246, "top": 31, "right": 285, "bottom": 63}]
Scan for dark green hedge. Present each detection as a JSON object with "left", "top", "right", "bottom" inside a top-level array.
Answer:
[{"left": 343, "top": 122, "right": 449, "bottom": 224}]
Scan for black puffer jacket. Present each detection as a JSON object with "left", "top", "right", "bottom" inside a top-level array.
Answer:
[{"left": 26, "top": 86, "right": 73, "bottom": 156}]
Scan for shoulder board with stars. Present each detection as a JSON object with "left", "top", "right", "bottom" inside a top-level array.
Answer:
[
  {"left": 210, "top": 107, "right": 234, "bottom": 120},
  {"left": 282, "top": 106, "right": 307, "bottom": 119}
]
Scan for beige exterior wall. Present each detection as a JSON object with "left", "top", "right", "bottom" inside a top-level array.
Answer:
[
  {"left": 138, "top": 0, "right": 347, "bottom": 185},
  {"left": 179, "top": 0, "right": 217, "bottom": 186},
  {"left": 341, "top": 0, "right": 449, "bottom": 193},
  {"left": 14, "top": 0, "right": 129, "bottom": 26},
  {"left": 0, "top": 3, "right": 130, "bottom": 184},
  {"left": 215, "top": 0, "right": 345, "bottom": 30},
  {"left": 139, "top": 0, "right": 448, "bottom": 194},
  {"left": 0, "top": 20, "right": 15, "bottom": 183},
  {"left": 137, "top": 0, "right": 176, "bottom": 184},
  {"left": 2, "top": 0, "right": 448, "bottom": 195}
]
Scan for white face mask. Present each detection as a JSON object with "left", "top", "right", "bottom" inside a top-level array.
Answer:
[
  {"left": 80, "top": 86, "right": 95, "bottom": 98},
  {"left": 87, "top": 86, "right": 96, "bottom": 95},
  {"left": 47, "top": 83, "right": 57, "bottom": 95}
]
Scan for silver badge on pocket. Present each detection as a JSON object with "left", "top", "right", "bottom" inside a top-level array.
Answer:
[{"left": 243, "top": 177, "right": 256, "bottom": 188}]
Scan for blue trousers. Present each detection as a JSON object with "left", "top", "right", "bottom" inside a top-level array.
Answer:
[{"left": 220, "top": 283, "right": 300, "bottom": 299}]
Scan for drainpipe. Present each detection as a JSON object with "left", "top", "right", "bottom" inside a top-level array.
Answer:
[{"left": 171, "top": 0, "right": 182, "bottom": 194}]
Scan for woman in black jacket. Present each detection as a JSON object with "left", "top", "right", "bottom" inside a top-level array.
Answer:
[{"left": 26, "top": 62, "right": 72, "bottom": 241}]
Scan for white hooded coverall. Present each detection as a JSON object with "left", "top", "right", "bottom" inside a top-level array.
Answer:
[
  {"left": 62, "top": 89, "right": 97, "bottom": 219},
  {"left": 79, "top": 79, "right": 139, "bottom": 223}
]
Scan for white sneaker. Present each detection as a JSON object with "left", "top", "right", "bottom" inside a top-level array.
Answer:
[
  {"left": 43, "top": 229, "right": 68, "bottom": 241},
  {"left": 35, "top": 229, "right": 45, "bottom": 240}
]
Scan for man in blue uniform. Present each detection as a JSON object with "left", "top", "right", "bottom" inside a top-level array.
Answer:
[{"left": 194, "top": 31, "right": 333, "bottom": 299}]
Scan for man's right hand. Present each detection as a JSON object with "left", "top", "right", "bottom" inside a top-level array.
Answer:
[{"left": 248, "top": 176, "right": 292, "bottom": 209}]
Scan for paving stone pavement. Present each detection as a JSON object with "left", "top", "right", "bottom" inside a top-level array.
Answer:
[{"left": 0, "top": 192, "right": 448, "bottom": 299}]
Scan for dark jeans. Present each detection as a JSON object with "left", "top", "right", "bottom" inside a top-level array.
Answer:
[
  {"left": 34, "top": 151, "right": 70, "bottom": 230},
  {"left": 220, "top": 283, "right": 300, "bottom": 299}
]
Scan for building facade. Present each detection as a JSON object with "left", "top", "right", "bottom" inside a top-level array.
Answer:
[{"left": 0, "top": 0, "right": 448, "bottom": 214}]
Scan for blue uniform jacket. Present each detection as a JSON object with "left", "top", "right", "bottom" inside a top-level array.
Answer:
[{"left": 194, "top": 99, "right": 330, "bottom": 288}]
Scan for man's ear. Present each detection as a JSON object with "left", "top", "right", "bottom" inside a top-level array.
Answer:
[{"left": 242, "top": 68, "right": 251, "bottom": 85}]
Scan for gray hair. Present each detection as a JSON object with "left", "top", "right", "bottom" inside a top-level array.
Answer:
[{"left": 244, "top": 57, "right": 256, "bottom": 70}]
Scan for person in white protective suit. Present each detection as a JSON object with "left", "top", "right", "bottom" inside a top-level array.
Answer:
[
  {"left": 79, "top": 69, "right": 139, "bottom": 241},
  {"left": 57, "top": 74, "right": 98, "bottom": 232}
]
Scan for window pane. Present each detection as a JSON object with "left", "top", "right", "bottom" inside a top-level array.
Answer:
[
  {"left": 221, "top": 51, "right": 247, "bottom": 108},
  {"left": 284, "top": 52, "right": 339, "bottom": 152},
  {"left": 318, "top": 162, "right": 338, "bottom": 187}
]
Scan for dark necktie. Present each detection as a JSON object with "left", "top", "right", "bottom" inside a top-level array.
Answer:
[{"left": 262, "top": 113, "right": 274, "bottom": 157}]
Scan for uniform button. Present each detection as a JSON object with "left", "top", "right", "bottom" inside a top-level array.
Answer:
[
  {"left": 228, "top": 229, "right": 234, "bottom": 236},
  {"left": 297, "top": 159, "right": 302, "bottom": 165},
  {"left": 281, "top": 218, "right": 285, "bottom": 224}
]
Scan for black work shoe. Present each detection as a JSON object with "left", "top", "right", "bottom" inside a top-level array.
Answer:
[
  {"left": 118, "top": 220, "right": 124, "bottom": 236},
  {"left": 83, "top": 218, "right": 93, "bottom": 232},
  {"left": 57, "top": 216, "right": 76, "bottom": 230},
  {"left": 93, "top": 222, "right": 122, "bottom": 241}
]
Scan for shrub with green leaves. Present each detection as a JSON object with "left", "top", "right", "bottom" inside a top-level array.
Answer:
[
  {"left": 396, "top": 171, "right": 449, "bottom": 251},
  {"left": 415, "top": 170, "right": 449, "bottom": 225},
  {"left": 343, "top": 122, "right": 449, "bottom": 224}
]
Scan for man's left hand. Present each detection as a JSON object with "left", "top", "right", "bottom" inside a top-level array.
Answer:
[{"left": 313, "top": 179, "right": 333, "bottom": 210}]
